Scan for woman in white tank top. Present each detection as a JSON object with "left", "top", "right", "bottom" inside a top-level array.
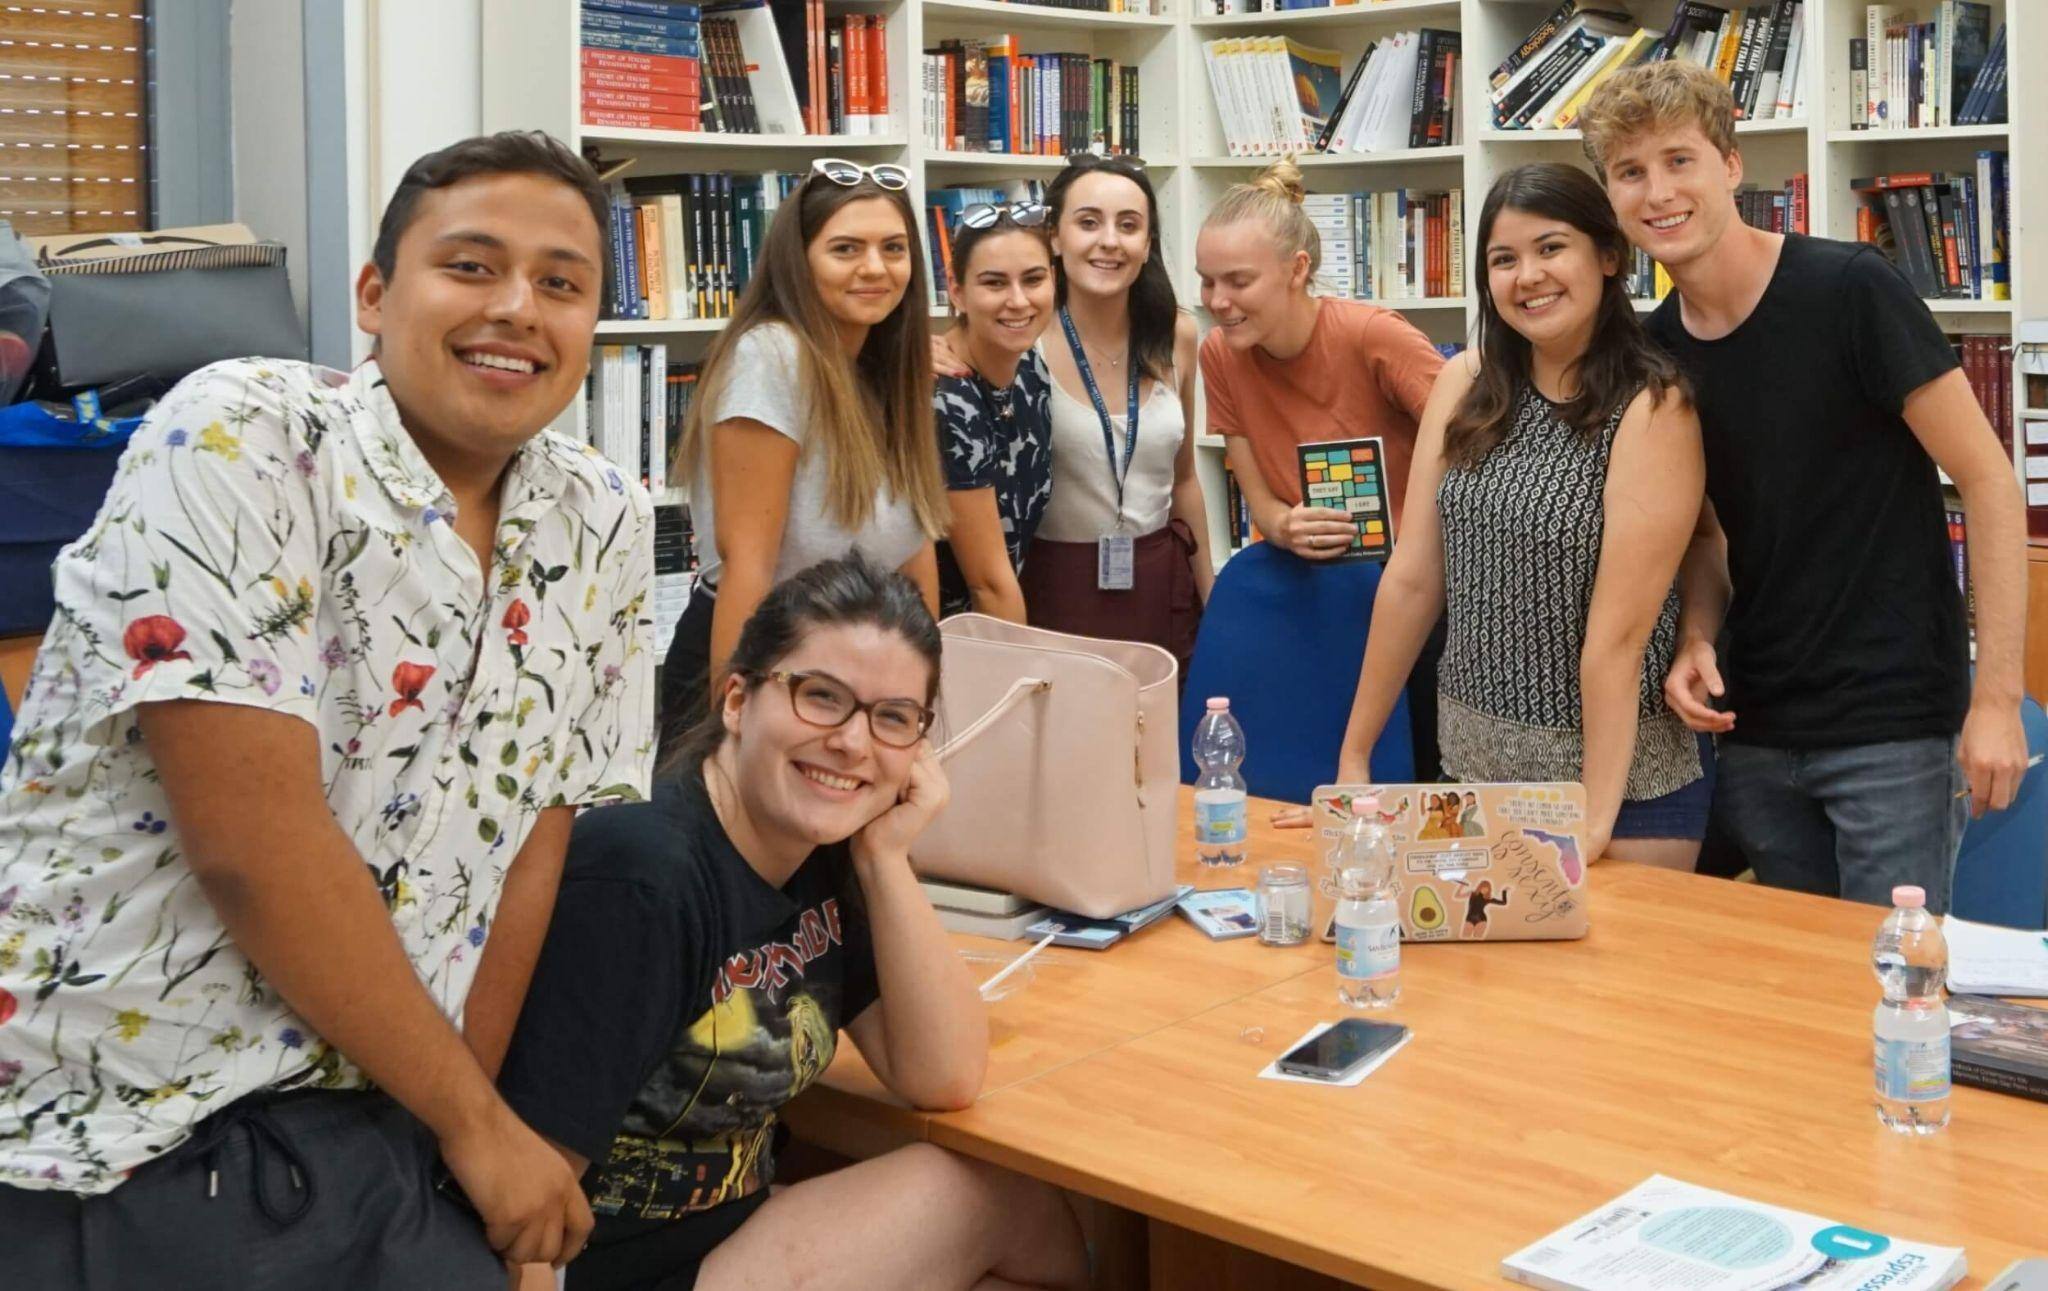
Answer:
[{"left": 1009, "top": 154, "right": 1213, "bottom": 675}]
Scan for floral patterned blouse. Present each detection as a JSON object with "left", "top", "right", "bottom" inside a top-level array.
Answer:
[{"left": 0, "top": 358, "right": 655, "bottom": 1192}]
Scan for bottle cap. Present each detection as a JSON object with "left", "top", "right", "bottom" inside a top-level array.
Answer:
[
  {"left": 1892, "top": 885, "right": 1926, "bottom": 909},
  {"left": 1352, "top": 795, "right": 1380, "bottom": 816},
  {"left": 1206, "top": 697, "right": 1229, "bottom": 711}
]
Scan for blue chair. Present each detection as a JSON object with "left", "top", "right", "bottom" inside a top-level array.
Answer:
[
  {"left": 1180, "top": 541, "right": 1413, "bottom": 805},
  {"left": 1952, "top": 695, "right": 2048, "bottom": 929}
]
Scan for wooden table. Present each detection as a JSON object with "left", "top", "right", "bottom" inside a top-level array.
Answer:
[{"left": 789, "top": 793, "right": 2048, "bottom": 1289}]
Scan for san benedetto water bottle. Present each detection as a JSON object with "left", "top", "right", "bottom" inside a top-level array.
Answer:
[
  {"left": 1335, "top": 796, "right": 1401, "bottom": 1008},
  {"left": 1191, "top": 698, "right": 1247, "bottom": 867},
  {"left": 1872, "top": 884, "right": 1951, "bottom": 1134}
]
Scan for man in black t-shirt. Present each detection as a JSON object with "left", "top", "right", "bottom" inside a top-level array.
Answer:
[{"left": 1575, "top": 62, "right": 2029, "bottom": 913}]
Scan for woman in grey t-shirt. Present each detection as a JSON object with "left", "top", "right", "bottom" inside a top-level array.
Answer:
[{"left": 660, "top": 162, "right": 949, "bottom": 735}]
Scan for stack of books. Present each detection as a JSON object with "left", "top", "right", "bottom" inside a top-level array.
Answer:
[
  {"left": 1303, "top": 188, "right": 1464, "bottom": 303},
  {"left": 652, "top": 503, "right": 699, "bottom": 654},
  {"left": 1850, "top": 3, "right": 2005, "bottom": 131},
  {"left": 1205, "top": 29, "right": 1459, "bottom": 156},
  {"left": 1851, "top": 154, "right": 2009, "bottom": 302},
  {"left": 581, "top": 0, "right": 704, "bottom": 132},
  {"left": 586, "top": 347, "right": 699, "bottom": 492},
  {"left": 921, "top": 39, "right": 1140, "bottom": 157},
  {"left": 579, "top": 0, "right": 891, "bottom": 137},
  {"left": 981, "top": 0, "right": 1160, "bottom": 11},
  {"left": 924, "top": 181, "right": 1048, "bottom": 307},
  {"left": 604, "top": 171, "right": 804, "bottom": 322}
]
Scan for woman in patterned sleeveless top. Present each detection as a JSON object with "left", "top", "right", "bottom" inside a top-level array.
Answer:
[{"left": 1323, "top": 163, "right": 1712, "bottom": 869}]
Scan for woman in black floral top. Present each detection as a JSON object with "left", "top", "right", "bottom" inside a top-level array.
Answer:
[{"left": 933, "top": 203, "right": 1056, "bottom": 620}]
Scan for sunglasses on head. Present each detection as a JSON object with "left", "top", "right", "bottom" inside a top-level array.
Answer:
[
  {"left": 954, "top": 201, "right": 1049, "bottom": 231},
  {"left": 1064, "top": 151, "right": 1147, "bottom": 175},
  {"left": 810, "top": 158, "right": 912, "bottom": 192}
]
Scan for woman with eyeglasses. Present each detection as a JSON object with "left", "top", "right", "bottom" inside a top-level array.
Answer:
[
  {"left": 939, "top": 155, "right": 1213, "bottom": 673},
  {"left": 501, "top": 556, "right": 1091, "bottom": 1291},
  {"left": 660, "top": 159, "right": 948, "bottom": 734},
  {"left": 933, "top": 200, "right": 1056, "bottom": 621}
]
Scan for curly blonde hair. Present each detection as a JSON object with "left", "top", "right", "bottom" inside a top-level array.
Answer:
[
  {"left": 1201, "top": 155, "right": 1320, "bottom": 279},
  {"left": 1577, "top": 61, "right": 1737, "bottom": 180}
]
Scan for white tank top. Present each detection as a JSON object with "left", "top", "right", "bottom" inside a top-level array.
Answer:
[{"left": 1035, "top": 367, "right": 1184, "bottom": 542}]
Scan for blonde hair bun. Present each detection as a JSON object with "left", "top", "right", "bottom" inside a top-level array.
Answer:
[{"left": 1250, "top": 155, "right": 1307, "bottom": 205}]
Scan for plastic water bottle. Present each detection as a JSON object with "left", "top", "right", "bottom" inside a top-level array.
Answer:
[
  {"left": 1334, "top": 796, "right": 1401, "bottom": 1008},
  {"left": 1872, "top": 885, "right": 1950, "bottom": 1134},
  {"left": 1192, "top": 697, "right": 1247, "bottom": 867}
]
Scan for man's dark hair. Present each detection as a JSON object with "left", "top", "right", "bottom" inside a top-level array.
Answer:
[{"left": 370, "top": 130, "right": 610, "bottom": 281}]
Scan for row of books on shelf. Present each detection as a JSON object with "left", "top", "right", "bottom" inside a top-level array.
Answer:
[
  {"left": 926, "top": 182, "right": 1045, "bottom": 307},
  {"left": 1490, "top": 2, "right": 1804, "bottom": 134},
  {"left": 585, "top": 345, "right": 698, "bottom": 493},
  {"left": 1850, "top": 154, "right": 2009, "bottom": 302},
  {"left": 920, "top": 41, "right": 1141, "bottom": 156},
  {"left": 969, "top": 0, "right": 1162, "bottom": 12},
  {"left": 1304, "top": 188, "right": 1464, "bottom": 303},
  {"left": 1954, "top": 333, "right": 2014, "bottom": 453},
  {"left": 1205, "top": 28, "right": 1459, "bottom": 158},
  {"left": 652, "top": 504, "right": 699, "bottom": 654},
  {"left": 1850, "top": 3, "right": 2005, "bottom": 131},
  {"left": 579, "top": 0, "right": 891, "bottom": 136},
  {"left": 605, "top": 171, "right": 804, "bottom": 321}
]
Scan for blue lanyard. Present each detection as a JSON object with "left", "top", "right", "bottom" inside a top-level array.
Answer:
[{"left": 1058, "top": 307, "right": 1139, "bottom": 526}]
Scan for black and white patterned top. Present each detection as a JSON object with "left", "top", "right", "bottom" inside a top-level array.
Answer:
[
  {"left": 935, "top": 350, "right": 1054, "bottom": 615},
  {"left": 1434, "top": 382, "right": 1701, "bottom": 800}
]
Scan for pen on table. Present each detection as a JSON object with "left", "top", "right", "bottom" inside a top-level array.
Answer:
[
  {"left": 1952, "top": 753, "right": 2046, "bottom": 798},
  {"left": 980, "top": 931, "right": 1057, "bottom": 998}
]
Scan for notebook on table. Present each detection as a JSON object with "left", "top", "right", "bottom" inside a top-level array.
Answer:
[{"left": 1310, "top": 782, "right": 1590, "bottom": 942}]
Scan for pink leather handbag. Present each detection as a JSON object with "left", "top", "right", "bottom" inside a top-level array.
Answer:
[{"left": 912, "top": 614, "right": 1181, "bottom": 920}]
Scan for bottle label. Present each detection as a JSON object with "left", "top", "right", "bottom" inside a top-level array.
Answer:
[
  {"left": 1196, "top": 797, "right": 1247, "bottom": 845},
  {"left": 1336, "top": 920, "right": 1399, "bottom": 980},
  {"left": 1874, "top": 1034, "right": 1950, "bottom": 1102}
]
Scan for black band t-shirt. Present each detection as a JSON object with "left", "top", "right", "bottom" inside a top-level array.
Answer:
[
  {"left": 499, "top": 768, "right": 879, "bottom": 1281},
  {"left": 1645, "top": 234, "right": 1969, "bottom": 747}
]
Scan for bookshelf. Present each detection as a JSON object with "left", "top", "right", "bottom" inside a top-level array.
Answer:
[{"left": 483, "top": 0, "right": 2044, "bottom": 562}]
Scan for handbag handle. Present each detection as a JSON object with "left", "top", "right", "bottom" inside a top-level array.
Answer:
[
  {"left": 36, "top": 233, "right": 220, "bottom": 265},
  {"left": 932, "top": 677, "right": 1050, "bottom": 764}
]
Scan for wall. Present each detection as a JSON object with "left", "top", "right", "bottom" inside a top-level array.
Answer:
[{"left": 229, "top": 0, "right": 309, "bottom": 324}]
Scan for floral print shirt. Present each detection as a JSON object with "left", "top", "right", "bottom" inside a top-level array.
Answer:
[{"left": 0, "top": 358, "right": 655, "bottom": 1192}]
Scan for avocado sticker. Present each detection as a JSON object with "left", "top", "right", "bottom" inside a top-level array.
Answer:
[{"left": 1410, "top": 885, "right": 1447, "bottom": 935}]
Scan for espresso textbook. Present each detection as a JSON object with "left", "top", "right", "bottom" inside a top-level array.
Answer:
[{"left": 1502, "top": 1175, "right": 1965, "bottom": 1291}]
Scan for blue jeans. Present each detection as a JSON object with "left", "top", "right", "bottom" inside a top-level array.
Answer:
[{"left": 1713, "top": 737, "right": 1967, "bottom": 914}]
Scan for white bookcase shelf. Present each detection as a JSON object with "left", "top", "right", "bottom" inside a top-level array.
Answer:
[{"left": 485, "top": 0, "right": 2042, "bottom": 564}]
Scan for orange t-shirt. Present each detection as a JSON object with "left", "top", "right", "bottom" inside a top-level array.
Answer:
[{"left": 1199, "top": 297, "right": 1444, "bottom": 529}]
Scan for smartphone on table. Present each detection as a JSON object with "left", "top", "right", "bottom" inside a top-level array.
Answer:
[{"left": 1274, "top": 1018, "right": 1408, "bottom": 1081}]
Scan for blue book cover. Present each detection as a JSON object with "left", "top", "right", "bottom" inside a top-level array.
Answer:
[
  {"left": 619, "top": 197, "right": 646, "bottom": 318},
  {"left": 988, "top": 53, "right": 1010, "bottom": 154},
  {"left": 583, "top": 10, "right": 700, "bottom": 39},
  {"left": 582, "top": 28, "right": 702, "bottom": 57},
  {"left": 584, "top": 0, "right": 701, "bottom": 16}
]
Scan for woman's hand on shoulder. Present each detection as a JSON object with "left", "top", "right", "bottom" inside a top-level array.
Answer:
[
  {"left": 852, "top": 740, "right": 950, "bottom": 869},
  {"left": 932, "top": 332, "right": 973, "bottom": 379}
]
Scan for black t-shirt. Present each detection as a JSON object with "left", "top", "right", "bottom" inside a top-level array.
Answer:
[
  {"left": 1644, "top": 234, "right": 1968, "bottom": 747},
  {"left": 500, "top": 769, "right": 879, "bottom": 1271},
  {"left": 934, "top": 351, "right": 1054, "bottom": 616}
]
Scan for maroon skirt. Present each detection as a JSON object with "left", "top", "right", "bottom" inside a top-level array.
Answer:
[{"left": 1018, "top": 520, "right": 1202, "bottom": 678}]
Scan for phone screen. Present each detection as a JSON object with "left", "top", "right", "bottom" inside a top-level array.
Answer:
[{"left": 1277, "top": 1018, "right": 1407, "bottom": 1079}]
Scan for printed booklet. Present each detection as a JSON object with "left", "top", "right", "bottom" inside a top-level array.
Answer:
[{"left": 1502, "top": 1175, "right": 1964, "bottom": 1291}]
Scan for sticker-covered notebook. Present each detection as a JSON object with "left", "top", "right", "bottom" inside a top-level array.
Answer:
[{"left": 1297, "top": 436, "right": 1392, "bottom": 562}]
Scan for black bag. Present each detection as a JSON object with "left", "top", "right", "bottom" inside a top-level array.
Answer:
[{"left": 29, "top": 225, "right": 307, "bottom": 392}]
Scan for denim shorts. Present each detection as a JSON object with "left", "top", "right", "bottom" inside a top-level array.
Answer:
[{"left": 1612, "top": 733, "right": 1716, "bottom": 841}]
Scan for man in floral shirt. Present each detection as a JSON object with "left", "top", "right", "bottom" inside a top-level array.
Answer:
[{"left": 0, "top": 132, "right": 652, "bottom": 1285}]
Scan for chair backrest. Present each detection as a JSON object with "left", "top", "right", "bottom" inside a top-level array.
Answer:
[
  {"left": 1179, "top": 542, "right": 1413, "bottom": 804},
  {"left": 1952, "top": 695, "right": 2048, "bottom": 929}
]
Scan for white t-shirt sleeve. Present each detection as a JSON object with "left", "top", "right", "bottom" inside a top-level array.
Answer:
[{"left": 708, "top": 323, "right": 807, "bottom": 445}]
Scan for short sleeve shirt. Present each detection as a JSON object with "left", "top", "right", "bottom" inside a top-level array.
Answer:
[
  {"left": 934, "top": 351, "right": 1053, "bottom": 614},
  {"left": 1199, "top": 297, "right": 1441, "bottom": 529},
  {"left": 0, "top": 357, "right": 656, "bottom": 1192},
  {"left": 688, "top": 322, "right": 927, "bottom": 588},
  {"left": 500, "top": 770, "right": 878, "bottom": 1233}
]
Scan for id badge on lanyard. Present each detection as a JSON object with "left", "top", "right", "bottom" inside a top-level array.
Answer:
[{"left": 1059, "top": 308, "right": 1141, "bottom": 593}]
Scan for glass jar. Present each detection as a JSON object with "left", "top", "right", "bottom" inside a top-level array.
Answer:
[{"left": 1256, "top": 864, "right": 1311, "bottom": 946}]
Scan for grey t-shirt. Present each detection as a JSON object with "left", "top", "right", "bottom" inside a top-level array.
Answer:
[{"left": 691, "top": 322, "right": 926, "bottom": 588}]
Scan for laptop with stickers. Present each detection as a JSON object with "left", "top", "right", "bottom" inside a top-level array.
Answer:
[{"left": 1310, "top": 783, "right": 1590, "bottom": 942}]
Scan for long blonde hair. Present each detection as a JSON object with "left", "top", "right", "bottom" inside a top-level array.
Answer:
[
  {"left": 677, "top": 175, "right": 946, "bottom": 537},
  {"left": 1200, "top": 155, "right": 1321, "bottom": 283}
]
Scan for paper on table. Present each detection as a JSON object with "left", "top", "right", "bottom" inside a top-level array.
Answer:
[
  {"left": 1256, "top": 1021, "right": 1411, "bottom": 1086},
  {"left": 1942, "top": 915, "right": 2048, "bottom": 997}
]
